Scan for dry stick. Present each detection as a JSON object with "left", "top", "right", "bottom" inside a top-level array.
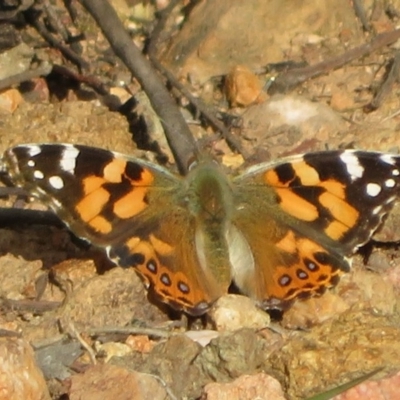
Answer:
[
  {"left": 365, "top": 51, "right": 400, "bottom": 112},
  {"left": 28, "top": 12, "right": 89, "bottom": 70},
  {"left": 269, "top": 28, "right": 400, "bottom": 94},
  {"left": 88, "top": 326, "right": 172, "bottom": 339},
  {"left": 63, "top": 0, "right": 79, "bottom": 23},
  {"left": 52, "top": 64, "right": 109, "bottom": 96},
  {"left": 146, "top": 0, "right": 181, "bottom": 54},
  {"left": 80, "top": 0, "right": 199, "bottom": 174},
  {"left": 147, "top": 3, "right": 249, "bottom": 158},
  {"left": 150, "top": 57, "right": 250, "bottom": 159},
  {"left": 66, "top": 321, "right": 97, "bottom": 365},
  {"left": 352, "top": 0, "right": 372, "bottom": 32},
  {"left": 43, "top": 0, "right": 70, "bottom": 42}
]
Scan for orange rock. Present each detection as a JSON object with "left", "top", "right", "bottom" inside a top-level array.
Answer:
[
  {"left": 0, "top": 337, "right": 50, "bottom": 400},
  {"left": 225, "top": 65, "right": 267, "bottom": 107},
  {"left": 0, "top": 88, "right": 24, "bottom": 113},
  {"left": 69, "top": 364, "right": 167, "bottom": 400},
  {"left": 202, "top": 373, "right": 285, "bottom": 400}
]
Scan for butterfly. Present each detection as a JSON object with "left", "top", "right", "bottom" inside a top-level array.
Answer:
[{"left": 1, "top": 144, "right": 399, "bottom": 316}]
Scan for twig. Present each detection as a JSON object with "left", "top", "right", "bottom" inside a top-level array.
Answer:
[
  {"left": 67, "top": 320, "right": 97, "bottom": 364},
  {"left": 364, "top": 51, "right": 400, "bottom": 112},
  {"left": 269, "top": 28, "right": 400, "bottom": 94},
  {"left": 80, "top": 0, "right": 199, "bottom": 174},
  {"left": 26, "top": 8, "right": 89, "bottom": 70},
  {"left": 146, "top": 2, "right": 248, "bottom": 158},
  {"left": 150, "top": 57, "right": 250, "bottom": 158},
  {"left": 143, "top": 372, "right": 179, "bottom": 400},
  {"left": 352, "top": 0, "right": 371, "bottom": 32},
  {"left": 63, "top": 0, "right": 79, "bottom": 23},
  {"left": 43, "top": 0, "right": 70, "bottom": 41},
  {"left": 87, "top": 326, "right": 172, "bottom": 339},
  {"left": 146, "top": 0, "right": 181, "bottom": 56},
  {"left": 381, "top": 108, "right": 400, "bottom": 122},
  {"left": 52, "top": 64, "right": 109, "bottom": 95}
]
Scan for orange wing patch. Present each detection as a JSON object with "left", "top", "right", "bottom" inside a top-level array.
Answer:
[
  {"left": 264, "top": 161, "right": 320, "bottom": 187},
  {"left": 324, "top": 220, "right": 350, "bottom": 240},
  {"left": 89, "top": 215, "right": 112, "bottom": 233},
  {"left": 319, "top": 191, "right": 359, "bottom": 240},
  {"left": 292, "top": 161, "right": 320, "bottom": 185},
  {"left": 264, "top": 169, "right": 282, "bottom": 187},
  {"left": 103, "top": 158, "right": 126, "bottom": 182},
  {"left": 276, "top": 230, "right": 297, "bottom": 253},
  {"left": 111, "top": 164, "right": 154, "bottom": 219},
  {"left": 120, "top": 235, "right": 210, "bottom": 315},
  {"left": 75, "top": 161, "right": 156, "bottom": 232},
  {"left": 319, "top": 179, "right": 346, "bottom": 199},
  {"left": 268, "top": 236, "right": 345, "bottom": 302},
  {"left": 82, "top": 176, "right": 106, "bottom": 194},
  {"left": 276, "top": 188, "right": 319, "bottom": 221},
  {"left": 149, "top": 234, "right": 174, "bottom": 256},
  {"left": 265, "top": 161, "right": 359, "bottom": 237},
  {"left": 113, "top": 187, "right": 149, "bottom": 218},
  {"left": 264, "top": 164, "right": 320, "bottom": 222},
  {"left": 75, "top": 186, "right": 110, "bottom": 222}
]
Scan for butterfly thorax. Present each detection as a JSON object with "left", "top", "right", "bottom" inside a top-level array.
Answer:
[{"left": 184, "top": 162, "right": 234, "bottom": 286}]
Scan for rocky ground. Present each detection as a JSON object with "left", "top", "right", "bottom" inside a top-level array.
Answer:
[{"left": 1, "top": 0, "right": 400, "bottom": 399}]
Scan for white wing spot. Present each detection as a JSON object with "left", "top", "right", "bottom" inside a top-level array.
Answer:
[
  {"left": 49, "top": 175, "right": 64, "bottom": 189},
  {"left": 392, "top": 169, "right": 399, "bottom": 176},
  {"left": 380, "top": 154, "right": 396, "bottom": 165},
  {"left": 60, "top": 146, "right": 80, "bottom": 173},
  {"left": 385, "top": 178, "right": 396, "bottom": 188},
  {"left": 26, "top": 145, "right": 41, "bottom": 157},
  {"left": 385, "top": 196, "right": 396, "bottom": 205},
  {"left": 27, "top": 160, "right": 35, "bottom": 167},
  {"left": 33, "top": 170, "right": 44, "bottom": 179},
  {"left": 366, "top": 183, "right": 381, "bottom": 197},
  {"left": 51, "top": 197, "right": 62, "bottom": 208},
  {"left": 372, "top": 205, "right": 382, "bottom": 215},
  {"left": 340, "top": 152, "right": 364, "bottom": 181}
]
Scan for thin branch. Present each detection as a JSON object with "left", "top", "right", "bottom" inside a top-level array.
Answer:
[
  {"left": 352, "top": 0, "right": 372, "bottom": 32},
  {"left": 150, "top": 57, "right": 250, "bottom": 158},
  {"left": 27, "top": 9, "right": 89, "bottom": 70},
  {"left": 52, "top": 64, "right": 109, "bottom": 95},
  {"left": 87, "top": 326, "right": 172, "bottom": 339},
  {"left": 269, "top": 28, "right": 400, "bottom": 94},
  {"left": 79, "top": 0, "right": 199, "bottom": 174},
  {"left": 147, "top": 2, "right": 248, "bottom": 158},
  {"left": 365, "top": 51, "right": 400, "bottom": 112},
  {"left": 66, "top": 320, "right": 97, "bottom": 364}
]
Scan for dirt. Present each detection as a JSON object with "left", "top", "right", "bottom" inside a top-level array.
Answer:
[{"left": 1, "top": 0, "right": 400, "bottom": 399}]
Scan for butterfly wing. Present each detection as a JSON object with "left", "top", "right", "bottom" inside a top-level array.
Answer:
[
  {"left": 231, "top": 150, "right": 400, "bottom": 309},
  {"left": 2, "top": 144, "right": 224, "bottom": 315}
]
